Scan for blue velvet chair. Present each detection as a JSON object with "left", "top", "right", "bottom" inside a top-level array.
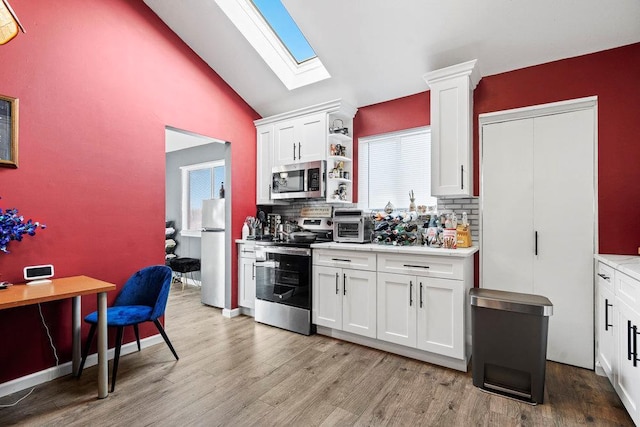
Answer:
[{"left": 77, "top": 265, "right": 179, "bottom": 392}]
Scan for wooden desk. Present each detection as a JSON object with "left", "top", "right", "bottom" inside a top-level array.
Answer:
[{"left": 0, "top": 276, "right": 116, "bottom": 399}]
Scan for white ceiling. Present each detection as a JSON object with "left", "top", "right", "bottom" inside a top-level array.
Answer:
[{"left": 144, "top": 0, "right": 640, "bottom": 118}]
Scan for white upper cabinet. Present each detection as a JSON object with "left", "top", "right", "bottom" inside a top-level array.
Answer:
[
  {"left": 424, "top": 60, "right": 480, "bottom": 197},
  {"left": 255, "top": 99, "right": 357, "bottom": 203},
  {"left": 273, "top": 112, "right": 326, "bottom": 165}
]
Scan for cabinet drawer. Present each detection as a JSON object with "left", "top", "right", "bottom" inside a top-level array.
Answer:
[
  {"left": 313, "top": 249, "right": 376, "bottom": 271},
  {"left": 615, "top": 271, "right": 640, "bottom": 314},
  {"left": 378, "top": 253, "right": 463, "bottom": 280},
  {"left": 596, "top": 262, "right": 614, "bottom": 293},
  {"left": 238, "top": 243, "right": 256, "bottom": 259}
]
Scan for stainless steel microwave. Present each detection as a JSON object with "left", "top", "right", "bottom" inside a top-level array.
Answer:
[{"left": 271, "top": 161, "right": 326, "bottom": 200}]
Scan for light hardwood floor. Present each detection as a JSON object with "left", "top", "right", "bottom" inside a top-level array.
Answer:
[{"left": 0, "top": 283, "right": 633, "bottom": 426}]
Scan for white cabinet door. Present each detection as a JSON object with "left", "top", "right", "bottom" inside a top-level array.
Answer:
[
  {"left": 429, "top": 74, "right": 473, "bottom": 197},
  {"left": 297, "top": 113, "right": 326, "bottom": 163},
  {"left": 615, "top": 300, "right": 640, "bottom": 426},
  {"left": 273, "top": 119, "right": 297, "bottom": 165},
  {"left": 343, "top": 269, "right": 377, "bottom": 338},
  {"left": 481, "top": 118, "right": 534, "bottom": 294},
  {"left": 417, "top": 277, "right": 464, "bottom": 359},
  {"left": 273, "top": 113, "right": 326, "bottom": 166},
  {"left": 313, "top": 265, "right": 342, "bottom": 329},
  {"left": 597, "top": 282, "right": 616, "bottom": 381},
  {"left": 532, "top": 109, "right": 595, "bottom": 369},
  {"left": 377, "top": 272, "right": 416, "bottom": 347},
  {"left": 256, "top": 124, "right": 275, "bottom": 204},
  {"left": 239, "top": 257, "right": 255, "bottom": 309}
]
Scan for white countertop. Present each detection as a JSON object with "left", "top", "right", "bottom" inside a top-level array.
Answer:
[
  {"left": 595, "top": 254, "right": 640, "bottom": 282},
  {"left": 311, "top": 242, "right": 478, "bottom": 257}
]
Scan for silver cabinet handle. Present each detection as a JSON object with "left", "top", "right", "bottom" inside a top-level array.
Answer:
[
  {"left": 298, "top": 142, "right": 302, "bottom": 159},
  {"left": 420, "top": 282, "right": 423, "bottom": 308},
  {"left": 403, "top": 264, "right": 429, "bottom": 269},
  {"left": 409, "top": 281, "right": 413, "bottom": 306},
  {"left": 332, "top": 258, "right": 352, "bottom": 262},
  {"left": 252, "top": 263, "right": 255, "bottom": 280},
  {"left": 597, "top": 273, "right": 610, "bottom": 281},
  {"left": 293, "top": 143, "right": 296, "bottom": 161},
  {"left": 343, "top": 273, "right": 347, "bottom": 296},
  {"left": 460, "top": 165, "right": 464, "bottom": 190},
  {"left": 335, "top": 272, "right": 339, "bottom": 295}
]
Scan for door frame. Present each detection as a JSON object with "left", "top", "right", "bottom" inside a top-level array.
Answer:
[{"left": 478, "top": 96, "right": 598, "bottom": 289}]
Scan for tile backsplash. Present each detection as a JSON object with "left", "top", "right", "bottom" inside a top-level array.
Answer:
[{"left": 267, "top": 197, "right": 479, "bottom": 245}]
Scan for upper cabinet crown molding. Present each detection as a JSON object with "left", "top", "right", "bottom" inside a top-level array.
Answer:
[
  {"left": 423, "top": 59, "right": 481, "bottom": 197},
  {"left": 254, "top": 99, "right": 357, "bottom": 127}
]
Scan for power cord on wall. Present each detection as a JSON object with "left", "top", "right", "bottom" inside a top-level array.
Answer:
[{"left": 0, "top": 303, "right": 60, "bottom": 408}]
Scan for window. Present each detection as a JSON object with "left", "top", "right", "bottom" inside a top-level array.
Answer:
[
  {"left": 215, "top": 0, "right": 330, "bottom": 90},
  {"left": 181, "top": 160, "right": 225, "bottom": 236},
  {"left": 358, "top": 127, "right": 436, "bottom": 211},
  {"left": 250, "top": 0, "right": 316, "bottom": 64}
]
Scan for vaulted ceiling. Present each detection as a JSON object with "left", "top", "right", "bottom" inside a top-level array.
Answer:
[{"left": 144, "top": 0, "right": 640, "bottom": 118}]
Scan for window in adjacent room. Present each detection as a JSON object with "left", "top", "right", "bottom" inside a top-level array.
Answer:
[
  {"left": 358, "top": 127, "right": 436, "bottom": 211},
  {"left": 180, "top": 160, "right": 225, "bottom": 236}
]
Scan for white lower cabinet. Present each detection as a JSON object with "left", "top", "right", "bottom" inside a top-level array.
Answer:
[
  {"left": 238, "top": 243, "right": 256, "bottom": 312},
  {"left": 376, "top": 272, "right": 464, "bottom": 359},
  {"left": 313, "top": 265, "right": 376, "bottom": 338},
  {"left": 595, "top": 257, "right": 640, "bottom": 426},
  {"left": 615, "top": 299, "right": 640, "bottom": 425},
  {"left": 313, "top": 247, "right": 474, "bottom": 371}
]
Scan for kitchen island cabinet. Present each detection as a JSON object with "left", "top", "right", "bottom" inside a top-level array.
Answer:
[
  {"left": 312, "top": 243, "right": 477, "bottom": 372},
  {"left": 594, "top": 254, "right": 640, "bottom": 426}
]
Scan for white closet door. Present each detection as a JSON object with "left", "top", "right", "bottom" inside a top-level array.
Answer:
[
  {"left": 533, "top": 109, "right": 595, "bottom": 369},
  {"left": 481, "top": 119, "right": 535, "bottom": 293}
]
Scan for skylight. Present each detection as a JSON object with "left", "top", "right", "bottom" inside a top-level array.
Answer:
[
  {"left": 215, "top": 0, "right": 330, "bottom": 90},
  {"left": 250, "top": 0, "right": 316, "bottom": 64}
]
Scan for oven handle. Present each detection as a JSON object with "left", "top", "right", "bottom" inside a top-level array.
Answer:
[{"left": 260, "top": 246, "right": 311, "bottom": 257}]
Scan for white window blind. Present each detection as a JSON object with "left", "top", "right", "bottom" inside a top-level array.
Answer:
[{"left": 358, "top": 127, "right": 435, "bottom": 211}]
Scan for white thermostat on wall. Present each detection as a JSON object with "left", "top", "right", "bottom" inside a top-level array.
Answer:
[{"left": 24, "top": 264, "right": 55, "bottom": 286}]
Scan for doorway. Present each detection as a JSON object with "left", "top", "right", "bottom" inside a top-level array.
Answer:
[{"left": 165, "top": 126, "right": 232, "bottom": 310}]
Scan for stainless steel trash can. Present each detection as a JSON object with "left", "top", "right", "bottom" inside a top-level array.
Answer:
[{"left": 470, "top": 288, "right": 553, "bottom": 404}]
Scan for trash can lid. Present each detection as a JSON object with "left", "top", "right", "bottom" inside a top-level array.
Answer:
[{"left": 470, "top": 288, "right": 553, "bottom": 316}]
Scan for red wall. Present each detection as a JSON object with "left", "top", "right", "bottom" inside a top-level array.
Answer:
[
  {"left": 0, "top": 0, "right": 259, "bottom": 383},
  {"left": 355, "top": 42, "right": 640, "bottom": 256}
]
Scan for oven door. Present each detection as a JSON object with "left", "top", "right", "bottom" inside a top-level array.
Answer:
[{"left": 255, "top": 247, "right": 311, "bottom": 310}]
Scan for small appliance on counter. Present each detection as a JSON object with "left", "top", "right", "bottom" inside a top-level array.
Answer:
[{"left": 333, "top": 209, "right": 373, "bottom": 243}]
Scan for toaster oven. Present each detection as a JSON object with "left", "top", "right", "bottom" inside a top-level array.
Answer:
[{"left": 333, "top": 209, "right": 373, "bottom": 243}]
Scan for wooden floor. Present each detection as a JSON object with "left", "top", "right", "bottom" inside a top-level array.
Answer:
[{"left": 0, "top": 283, "right": 633, "bottom": 426}]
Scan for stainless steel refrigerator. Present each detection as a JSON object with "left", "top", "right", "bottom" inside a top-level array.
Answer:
[{"left": 201, "top": 198, "right": 225, "bottom": 308}]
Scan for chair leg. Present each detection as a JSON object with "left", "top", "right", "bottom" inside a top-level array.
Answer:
[
  {"left": 77, "top": 323, "right": 97, "bottom": 378},
  {"left": 153, "top": 319, "right": 179, "bottom": 360},
  {"left": 133, "top": 324, "right": 141, "bottom": 352},
  {"left": 111, "top": 326, "right": 124, "bottom": 393}
]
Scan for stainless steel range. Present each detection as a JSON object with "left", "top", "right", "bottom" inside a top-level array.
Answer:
[{"left": 254, "top": 217, "right": 332, "bottom": 335}]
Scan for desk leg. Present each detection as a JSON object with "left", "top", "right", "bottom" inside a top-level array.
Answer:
[
  {"left": 71, "top": 296, "right": 81, "bottom": 376},
  {"left": 97, "top": 292, "right": 108, "bottom": 399}
]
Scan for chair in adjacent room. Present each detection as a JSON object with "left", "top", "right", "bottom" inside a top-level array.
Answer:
[{"left": 76, "top": 265, "right": 179, "bottom": 392}]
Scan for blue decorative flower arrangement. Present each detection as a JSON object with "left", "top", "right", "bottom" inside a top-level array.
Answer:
[{"left": 0, "top": 197, "right": 46, "bottom": 253}]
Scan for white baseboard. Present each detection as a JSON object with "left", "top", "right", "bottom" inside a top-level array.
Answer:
[
  {"left": 0, "top": 334, "right": 164, "bottom": 399},
  {"left": 222, "top": 308, "right": 241, "bottom": 318}
]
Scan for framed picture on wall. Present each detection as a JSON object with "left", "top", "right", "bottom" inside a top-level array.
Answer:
[{"left": 0, "top": 94, "right": 18, "bottom": 168}]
